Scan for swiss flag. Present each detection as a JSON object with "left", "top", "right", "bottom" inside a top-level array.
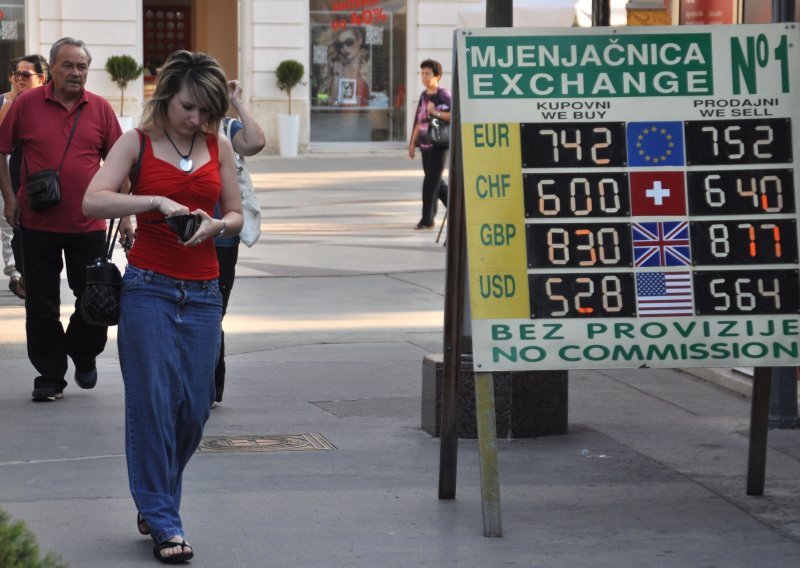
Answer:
[{"left": 629, "top": 171, "right": 686, "bottom": 216}]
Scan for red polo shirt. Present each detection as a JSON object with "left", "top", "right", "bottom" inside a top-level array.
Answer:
[{"left": 0, "top": 82, "right": 122, "bottom": 233}]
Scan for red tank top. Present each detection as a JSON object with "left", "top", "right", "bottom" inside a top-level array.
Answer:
[{"left": 127, "top": 131, "right": 221, "bottom": 280}]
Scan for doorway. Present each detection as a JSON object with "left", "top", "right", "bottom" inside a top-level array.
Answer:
[{"left": 142, "top": 0, "right": 238, "bottom": 100}]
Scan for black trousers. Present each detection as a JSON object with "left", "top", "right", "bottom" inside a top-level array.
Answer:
[
  {"left": 420, "top": 146, "right": 449, "bottom": 225},
  {"left": 214, "top": 244, "right": 239, "bottom": 402},
  {"left": 11, "top": 228, "right": 22, "bottom": 278},
  {"left": 21, "top": 228, "right": 108, "bottom": 391}
]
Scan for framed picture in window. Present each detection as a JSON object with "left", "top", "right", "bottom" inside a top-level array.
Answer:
[{"left": 338, "top": 78, "right": 357, "bottom": 104}]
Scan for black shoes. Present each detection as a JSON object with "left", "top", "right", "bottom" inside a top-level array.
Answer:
[
  {"left": 31, "top": 386, "right": 64, "bottom": 402},
  {"left": 30, "top": 366, "right": 97, "bottom": 401},
  {"left": 415, "top": 221, "right": 435, "bottom": 230},
  {"left": 74, "top": 367, "right": 98, "bottom": 389}
]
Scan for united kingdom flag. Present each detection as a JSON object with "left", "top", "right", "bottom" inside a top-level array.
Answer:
[{"left": 632, "top": 221, "right": 691, "bottom": 267}]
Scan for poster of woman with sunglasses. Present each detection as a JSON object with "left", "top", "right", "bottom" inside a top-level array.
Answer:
[{"left": 317, "top": 25, "right": 371, "bottom": 106}]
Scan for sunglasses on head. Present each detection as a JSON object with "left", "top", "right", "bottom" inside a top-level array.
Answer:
[
  {"left": 14, "top": 71, "right": 40, "bottom": 80},
  {"left": 334, "top": 37, "right": 357, "bottom": 50}
]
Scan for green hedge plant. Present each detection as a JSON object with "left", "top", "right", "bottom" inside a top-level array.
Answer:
[
  {"left": 105, "top": 55, "right": 144, "bottom": 117},
  {"left": 0, "top": 508, "right": 67, "bottom": 567},
  {"left": 276, "top": 60, "right": 305, "bottom": 115}
]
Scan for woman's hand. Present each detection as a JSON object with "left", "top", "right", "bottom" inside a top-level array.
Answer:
[
  {"left": 228, "top": 79, "right": 242, "bottom": 105},
  {"left": 184, "top": 209, "right": 225, "bottom": 247},
  {"left": 153, "top": 196, "right": 190, "bottom": 218},
  {"left": 119, "top": 216, "right": 135, "bottom": 251},
  {"left": 426, "top": 101, "right": 450, "bottom": 122},
  {"left": 408, "top": 124, "right": 420, "bottom": 159}
]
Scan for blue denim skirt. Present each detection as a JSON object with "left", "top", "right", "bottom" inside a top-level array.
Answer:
[{"left": 117, "top": 265, "right": 222, "bottom": 543}]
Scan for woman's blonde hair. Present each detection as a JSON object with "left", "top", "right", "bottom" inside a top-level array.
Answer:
[{"left": 140, "top": 50, "right": 228, "bottom": 134}]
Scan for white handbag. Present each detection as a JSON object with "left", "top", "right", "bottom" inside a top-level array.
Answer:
[{"left": 222, "top": 118, "right": 262, "bottom": 247}]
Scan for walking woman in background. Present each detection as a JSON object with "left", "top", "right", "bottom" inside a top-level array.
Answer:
[
  {"left": 83, "top": 50, "right": 242, "bottom": 564},
  {"left": 0, "top": 54, "right": 48, "bottom": 299},
  {"left": 408, "top": 59, "right": 451, "bottom": 230}
]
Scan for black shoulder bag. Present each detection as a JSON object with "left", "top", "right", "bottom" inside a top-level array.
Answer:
[
  {"left": 80, "top": 131, "right": 145, "bottom": 327},
  {"left": 424, "top": 90, "right": 450, "bottom": 148},
  {"left": 24, "top": 107, "right": 82, "bottom": 211}
]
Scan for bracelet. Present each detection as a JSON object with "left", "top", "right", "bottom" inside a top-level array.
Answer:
[
  {"left": 149, "top": 196, "right": 161, "bottom": 211},
  {"left": 217, "top": 220, "right": 226, "bottom": 237}
]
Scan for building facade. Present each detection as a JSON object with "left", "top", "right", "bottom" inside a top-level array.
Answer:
[{"left": 0, "top": 0, "right": 792, "bottom": 153}]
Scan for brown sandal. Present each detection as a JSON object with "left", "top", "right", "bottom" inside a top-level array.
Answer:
[{"left": 137, "top": 512, "right": 150, "bottom": 536}]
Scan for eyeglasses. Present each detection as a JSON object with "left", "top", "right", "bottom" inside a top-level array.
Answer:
[
  {"left": 334, "top": 37, "right": 357, "bottom": 50},
  {"left": 14, "top": 71, "right": 41, "bottom": 80}
]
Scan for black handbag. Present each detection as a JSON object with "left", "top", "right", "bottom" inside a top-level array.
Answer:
[
  {"left": 426, "top": 117, "right": 450, "bottom": 148},
  {"left": 80, "top": 131, "right": 145, "bottom": 327},
  {"left": 24, "top": 108, "right": 82, "bottom": 211}
]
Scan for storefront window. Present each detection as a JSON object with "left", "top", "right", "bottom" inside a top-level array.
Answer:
[
  {"left": 310, "top": 0, "right": 407, "bottom": 143},
  {"left": 0, "top": 1, "right": 27, "bottom": 93}
]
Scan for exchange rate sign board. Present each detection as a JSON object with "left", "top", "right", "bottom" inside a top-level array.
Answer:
[{"left": 457, "top": 24, "right": 800, "bottom": 372}]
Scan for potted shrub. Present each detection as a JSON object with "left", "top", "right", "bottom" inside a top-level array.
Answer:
[
  {"left": 105, "top": 55, "right": 143, "bottom": 130},
  {"left": 276, "top": 59, "right": 305, "bottom": 157}
]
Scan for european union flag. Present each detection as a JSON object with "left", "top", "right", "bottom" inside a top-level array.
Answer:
[{"left": 626, "top": 122, "right": 685, "bottom": 167}]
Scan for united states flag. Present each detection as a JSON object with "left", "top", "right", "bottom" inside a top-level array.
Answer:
[
  {"left": 633, "top": 221, "right": 691, "bottom": 267},
  {"left": 636, "top": 272, "right": 693, "bottom": 317}
]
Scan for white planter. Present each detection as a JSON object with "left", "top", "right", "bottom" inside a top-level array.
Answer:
[
  {"left": 117, "top": 115, "right": 135, "bottom": 132},
  {"left": 277, "top": 113, "right": 300, "bottom": 157}
]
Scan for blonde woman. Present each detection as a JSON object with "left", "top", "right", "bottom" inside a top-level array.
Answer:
[{"left": 84, "top": 50, "right": 242, "bottom": 564}]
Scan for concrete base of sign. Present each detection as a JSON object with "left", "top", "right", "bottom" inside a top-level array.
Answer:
[{"left": 421, "top": 354, "right": 568, "bottom": 438}]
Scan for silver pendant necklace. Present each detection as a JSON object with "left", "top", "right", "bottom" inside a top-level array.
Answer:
[{"left": 164, "top": 130, "right": 197, "bottom": 172}]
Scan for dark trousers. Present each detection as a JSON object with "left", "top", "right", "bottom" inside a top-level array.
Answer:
[
  {"left": 10, "top": 178, "right": 22, "bottom": 278},
  {"left": 214, "top": 244, "right": 239, "bottom": 402},
  {"left": 420, "top": 146, "right": 449, "bottom": 225},
  {"left": 21, "top": 228, "right": 108, "bottom": 391},
  {"left": 11, "top": 228, "right": 22, "bottom": 278}
]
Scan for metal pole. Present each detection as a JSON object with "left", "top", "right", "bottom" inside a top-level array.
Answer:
[
  {"left": 768, "top": 0, "right": 800, "bottom": 431},
  {"left": 475, "top": 372, "right": 502, "bottom": 536},
  {"left": 773, "top": 0, "right": 796, "bottom": 22},
  {"left": 747, "top": 368, "right": 772, "bottom": 495},
  {"left": 769, "top": 367, "right": 800, "bottom": 429},
  {"left": 438, "top": 50, "right": 465, "bottom": 500},
  {"left": 486, "top": 0, "right": 513, "bottom": 28},
  {"left": 592, "top": 0, "right": 611, "bottom": 26}
]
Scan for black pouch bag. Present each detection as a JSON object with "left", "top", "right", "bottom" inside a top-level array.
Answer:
[
  {"left": 23, "top": 108, "right": 81, "bottom": 212},
  {"left": 25, "top": 169, "right": 61, "bottom": 211},
  {"left": 81, "top": 259, "right": 123, "bottom": 326},
  {"left": 426, "top": 117, "right": 450, "bottom": 148},
  {"left": 80, "top": 129, "right": 145, "bottom": 327}
]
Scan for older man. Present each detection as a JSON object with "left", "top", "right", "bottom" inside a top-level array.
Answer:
[{"left": 0, "top": 37, "right": 125, "bottom": 401}]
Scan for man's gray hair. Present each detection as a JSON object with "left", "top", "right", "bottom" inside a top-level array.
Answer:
[{"left": 49, "top": 37, "right": 92, "bottom": 67}]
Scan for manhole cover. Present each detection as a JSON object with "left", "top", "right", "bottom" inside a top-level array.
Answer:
[{"left": 197, "top": 433, "right": 336, "bottom": 453}]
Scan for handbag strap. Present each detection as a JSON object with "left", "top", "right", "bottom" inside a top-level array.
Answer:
[
  {"left": 22, "top": 107, "right": 82, "bottom": 180},
  {"left": 56, "top": 107, "right": 82, "bottom": 174},
  {"left": 105, "top": 129, "right": 146, "bottom": 262}
]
